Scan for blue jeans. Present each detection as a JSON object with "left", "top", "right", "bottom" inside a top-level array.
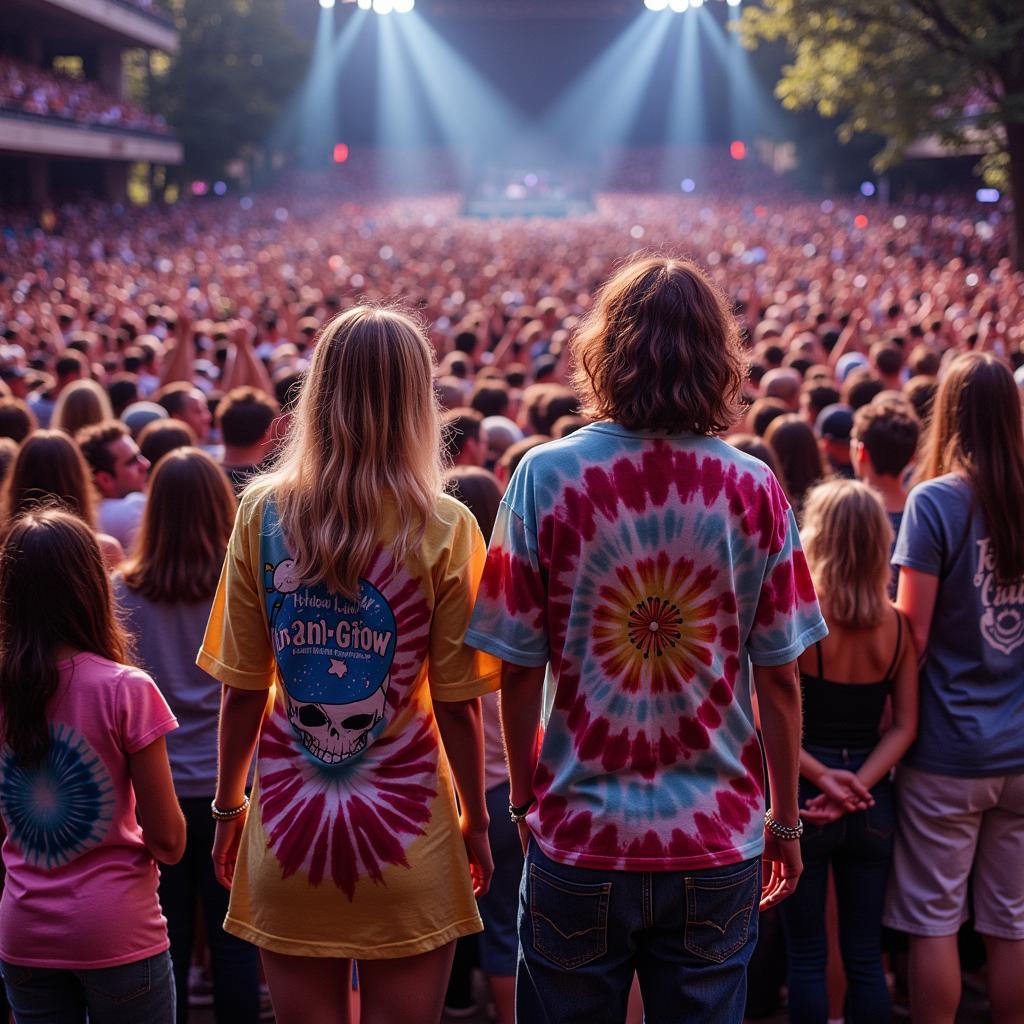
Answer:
[
  {"left": 0, "top": 951, "right": 174, "bottom": 1024},
  {"left": 517, "top": 842, "right": 760, "bottom": 1024},
  {"left": 779, "top": 746, "right": 894, "bottom": 1024},
  {"left": 159, "top": 797, "right": 260, "bottom": 1024}
]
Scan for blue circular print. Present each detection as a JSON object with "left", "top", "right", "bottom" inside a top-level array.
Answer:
[{"left": 0, "top": 724, "right": 114, "bottom": 868}]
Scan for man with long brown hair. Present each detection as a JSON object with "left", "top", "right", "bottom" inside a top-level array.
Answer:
[{"left": 468, "top": 255, "right": 825, "bottom": 1023}]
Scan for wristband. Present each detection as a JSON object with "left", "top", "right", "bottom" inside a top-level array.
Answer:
[
  {"left": 211, "top": 796, "right": 250, "bottom": 821},
  {"left": 509, "top": 797, "right": 536, "bottom": 823},
  {"left": 765, "top": 808, "right": 803, "bottom": 841}
]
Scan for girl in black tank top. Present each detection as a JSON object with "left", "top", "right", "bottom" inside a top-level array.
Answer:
[{"left": 779, "top": 480, "right": 918, "bottom": 1024}]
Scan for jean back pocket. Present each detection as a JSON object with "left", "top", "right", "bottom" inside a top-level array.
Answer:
[
  {"left": 529, "top": 862, "right": 611, "bottom": 970},
  {"left": 684, "top": 860, "right": 759, "bottom": 964}
]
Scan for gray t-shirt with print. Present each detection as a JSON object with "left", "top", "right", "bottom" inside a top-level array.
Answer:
[{"left": 893, "top": 474, "right": 1024, "bottom": 776}]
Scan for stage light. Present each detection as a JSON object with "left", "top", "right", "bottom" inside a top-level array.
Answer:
[
  {"left": 680, "top": 178, "right": 696, "bottom": 192},
  {"left": 730, "top": 140, "right": 746, "bottom": 160},
  {"left": 726, "top": 0, "right": 742, "bottom": 6},
  {"left": 854, "top": 214, "right": 869, "bottom": 228},
  {"left": 333, "top": 142, "right": 350, "bottom": 163},
  {"left": 691, "top": 0, "right": 704, "bottom": 7},
  {"left": 394, "top": 0, "right": 415, "bottom": 9},
  {"left": 213, "top": 180, "right": 227, "bottom": 195},
  {"left": 644, "top": 0, "right": 669, "bottom": 9},
  {"left": 372, "top": 0, "right": 393, "bottom": 12},
  {"left": 318, "top": 0, "right": 334, "bottom": 8},
  {"left": 668, "top": 0, "right": 688, "bottom": 10},
  {"left": 860, "top": 181, "right": 876, "bottom": 197},
  {"left": 357, "top": 0, "right": 371, "bottom": 7},
  {"left": 190, "top": 181, "right": 208, "bottom": 196},
  {"left": 977, "top": 188, "right": 1000, "bottom": 203}
]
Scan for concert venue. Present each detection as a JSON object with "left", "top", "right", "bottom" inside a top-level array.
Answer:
[{"left": 0, "top": 2, "right": 1021, "bottom": 1023}]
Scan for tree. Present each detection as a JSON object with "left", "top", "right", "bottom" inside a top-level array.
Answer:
[
  {"left": 152, "top": 0, "right": 308, "bottom": 181},
  {"left": 739, "top": 1, "right": 1024, "bottom": 268}
]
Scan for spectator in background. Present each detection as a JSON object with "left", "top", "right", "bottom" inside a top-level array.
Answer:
[
  {"left": 0, "top": 398, "right": 36, "bottom": 444},
  {"left": 871, "top": 343, "right": 905, "bottom": 392},
  {"left": 851, "top": 401, "right": 920, "bottom": 595},
  {"left": 726, "top": 433, "right": 781, "bottom": 478},
  {"left": 761, "top": 367, "right": 803, "bottom": 411},
  {"left": 52, "top": 379, "right": 113, "bottom": 436},
  {"left": 815, "top": 404, "right": 855, "bottom": 480},
  {"left": 481, "top": 416, "right": 522, "bottom": 472},
  {"left": 471, "top": 381, "right": 511, "bottom": 420},
  {"left": 138, "top": 420, "right": 196, "bottom": 475},
  {"left": 0, "top": 438, "right": 18, "bottom": 491},
  {"left": 108, "top": 373, "right": 141, "bottom": 419},
  {"left": 443, "top": 408, "right": 485, "bottom": 467},
  {"left": 800, "top": 383, "right": 841, "bottom": 427},
  {"left": 116, "top": 449, "right": 260, "bottom": 1024},
  {"left": 747, "top": 397, "right": 789, "bottom": 437},
  {"left": 842, "top": 370, "right": 885, "bottom": 410},
  {"left": 904, "top": 376, "right": 938, "bottom": 428},
  {"left": 765, "top": 414, "right": 825, "bottom": 519},
  {"left": 3, "top": 430, "right": 124, "bottom": 569},
  {"left": 28, "top": 351, "right": 86, "bottom": 428},
  {"left": 155, "top": 382, "right": 213, "bottom": 446},
  {"left": 216, "top": 386, "right": 280, "bottom": 495},
  {"left": 77, "top": 421, "right": 150, "bottom": 551}
]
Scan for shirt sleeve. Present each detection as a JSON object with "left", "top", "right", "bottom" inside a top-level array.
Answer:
[
  {"left": 117, "top": 667, "right": 178, "bottom": 754},
  {"left": 465, "top": 493, "right": 550, "bottom": 668},
  {"left": 747, "top": 493, "right": 828, "bottom": 667},
  {"left": 892, "top": 483, "right": 944, "bottom": 577},
  {"left": 197, "top": 493, "right": 277, "bottom": 691},
  {"left": 428, "top": 508, "right": 501, "bottom": 703}
]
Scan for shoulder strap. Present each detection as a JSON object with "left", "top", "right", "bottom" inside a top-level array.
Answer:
[{"left": 883, "top": 608, "right": 904, "bottom": 681}]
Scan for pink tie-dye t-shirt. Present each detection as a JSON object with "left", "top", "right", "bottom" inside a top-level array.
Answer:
[{"left": 466, "top": 424, "right": 826, "bottom": 872}]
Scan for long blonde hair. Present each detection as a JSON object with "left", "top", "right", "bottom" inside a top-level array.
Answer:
[
  {"left": 800, "top": 479, "right": 892, "bottom": 629},
  {"left": 249, "top": 306, "right": 443, "bottom": 597}
]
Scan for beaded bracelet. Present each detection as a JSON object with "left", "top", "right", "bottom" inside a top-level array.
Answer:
[
  {"left": 765, "top": 808, "right": 804, "bottom": 841},
  {"left": 211, "top": 796, "right": 250, "bottom": 821},
  {"left": 509, "top": 797, "right": 537, "bottom": 823}
]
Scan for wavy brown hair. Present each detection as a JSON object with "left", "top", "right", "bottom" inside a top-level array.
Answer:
[
  {"left": 0, "top": 508, "right": 128, "bottom": 765},
  {"left": 122, "top": 447, "right": 237, "bottom": 603},
  {"left": 919, "top": 352, "right": 1024, "bottom": 583},
  {"left": 571, "top": 255, "right": 746, "bottom": 434},
  {"left": 3, "top": 430, "right": 98, "bottom": 528},
  {"left": 249, "top": 306, "right": 443, "bottom": 597}
]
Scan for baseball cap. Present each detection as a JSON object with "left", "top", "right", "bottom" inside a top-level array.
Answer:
[{"left": 816, "top": 403, "right": 854, "bottom": 442}]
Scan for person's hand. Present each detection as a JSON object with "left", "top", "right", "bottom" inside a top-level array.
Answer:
[
  {"left": 231, "top": 319, "right": 255, "bottom": 348},
  {"left": 801, "top": 793, "right": 847, "bottom": 826},
  {"left": 760, "top": 831, "right": 802, "bottom": 909},
  {"left": 815, "top": 769, "right": 873, "bottom": 814},
  {"left": 212, "top": 813, "right": 247, "bottom": 890},
  {"left": 462, "top": 819, "right": 494, "bottom": 898}
]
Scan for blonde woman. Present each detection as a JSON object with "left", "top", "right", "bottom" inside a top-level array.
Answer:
[
  {"left": 779, "top": 480, "right": 917, "bottom": 1024},
  {"left": 198, "top": 307, "right": 497, "bottom": 1024},
  {"left": 51, "top": 378, "right": 113, "bottom": 435}
]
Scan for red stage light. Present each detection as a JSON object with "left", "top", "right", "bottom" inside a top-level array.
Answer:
[
  {"left": 730, "top": 140, "right": 746, "bottom": 161},
  {"left": 333, "top": 143, "right": 350, "bottom": 164},
  {"left": 854, "top": 214, "right": 868, "bottom": 228}
]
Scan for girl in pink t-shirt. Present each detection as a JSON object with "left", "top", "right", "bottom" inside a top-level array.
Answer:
[{"left": 0, "top": 509, "right": 186, "bottom": 1024}]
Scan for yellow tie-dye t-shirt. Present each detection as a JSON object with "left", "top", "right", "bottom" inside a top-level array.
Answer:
[{"left": 198, "top": 489, "right": 499, "bottom": 959}]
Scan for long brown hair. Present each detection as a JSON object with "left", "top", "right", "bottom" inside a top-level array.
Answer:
[
  {"left": 3, "top": 430, "right": 98, "bottom": 528},
  {"left": 764, "top": 414, "right": 825, "bottom": 516},
  {"left": 0, "top": 509, "right": 128, "bottom": 765},
  {"left": 919, "top": 352, "right": 1024, "bottom": 582},
  {"left": 571, "top": 254, "right": 747, "bottom": 435},
  {"left": 249, "top": 306, "right": 443, "bottom": 597},
  {"left": 122, "top": 447, "right": 237, "bottom": 603}
]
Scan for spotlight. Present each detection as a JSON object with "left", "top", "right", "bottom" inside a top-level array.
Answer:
[
  {"left": 680, "top": 178, "right": 696, "bottom": 193},
  {"left": 357, "top": 0, "right": 371, "bottom": 7},
  {"left": 860, "top": 181, "right": 876, "bottom": 197},
  {"left": 668, "top": 0, "right": 688, "bottom": 10},
  {"left": 644, "top": 0, "right": 669, "bottom": 8},
  {"left": 730, "top": 139, "right": 746, "bottom": 160},
  {"left": 976, "top": 188, "right": 1000, "bottom": 203},
  {"left": 372, "top": 0, "right": 393, "bottom": 12},
  {"left": 333, "top": 142, "right": 350, "bottom": 163},
  {"left": 691, "top": 0, "right": 703, "bottom": 7},
  {"left": 726, "top": 0, "right": 742, "bottom": 6},
  {"left": 318, "top": 0, "right": 334, "bottom": 7},
  {"left": 394, "top": 0, "right": 414, "bottom": 9}
]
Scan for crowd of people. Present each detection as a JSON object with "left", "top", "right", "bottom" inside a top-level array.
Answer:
[
  {"left": 0, "top": 56, "right": 172, "bottom": 134},
  {"left": 0, "top": 183, "right": 1021, "bottom": 1024}
]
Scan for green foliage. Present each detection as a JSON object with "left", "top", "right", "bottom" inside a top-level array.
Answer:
[
  {"left": 739, "top": 0, "right": 1024, "bottom": 188},
  {"left": 152, "top": 0, "right": 308, "bottom": 179}
]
